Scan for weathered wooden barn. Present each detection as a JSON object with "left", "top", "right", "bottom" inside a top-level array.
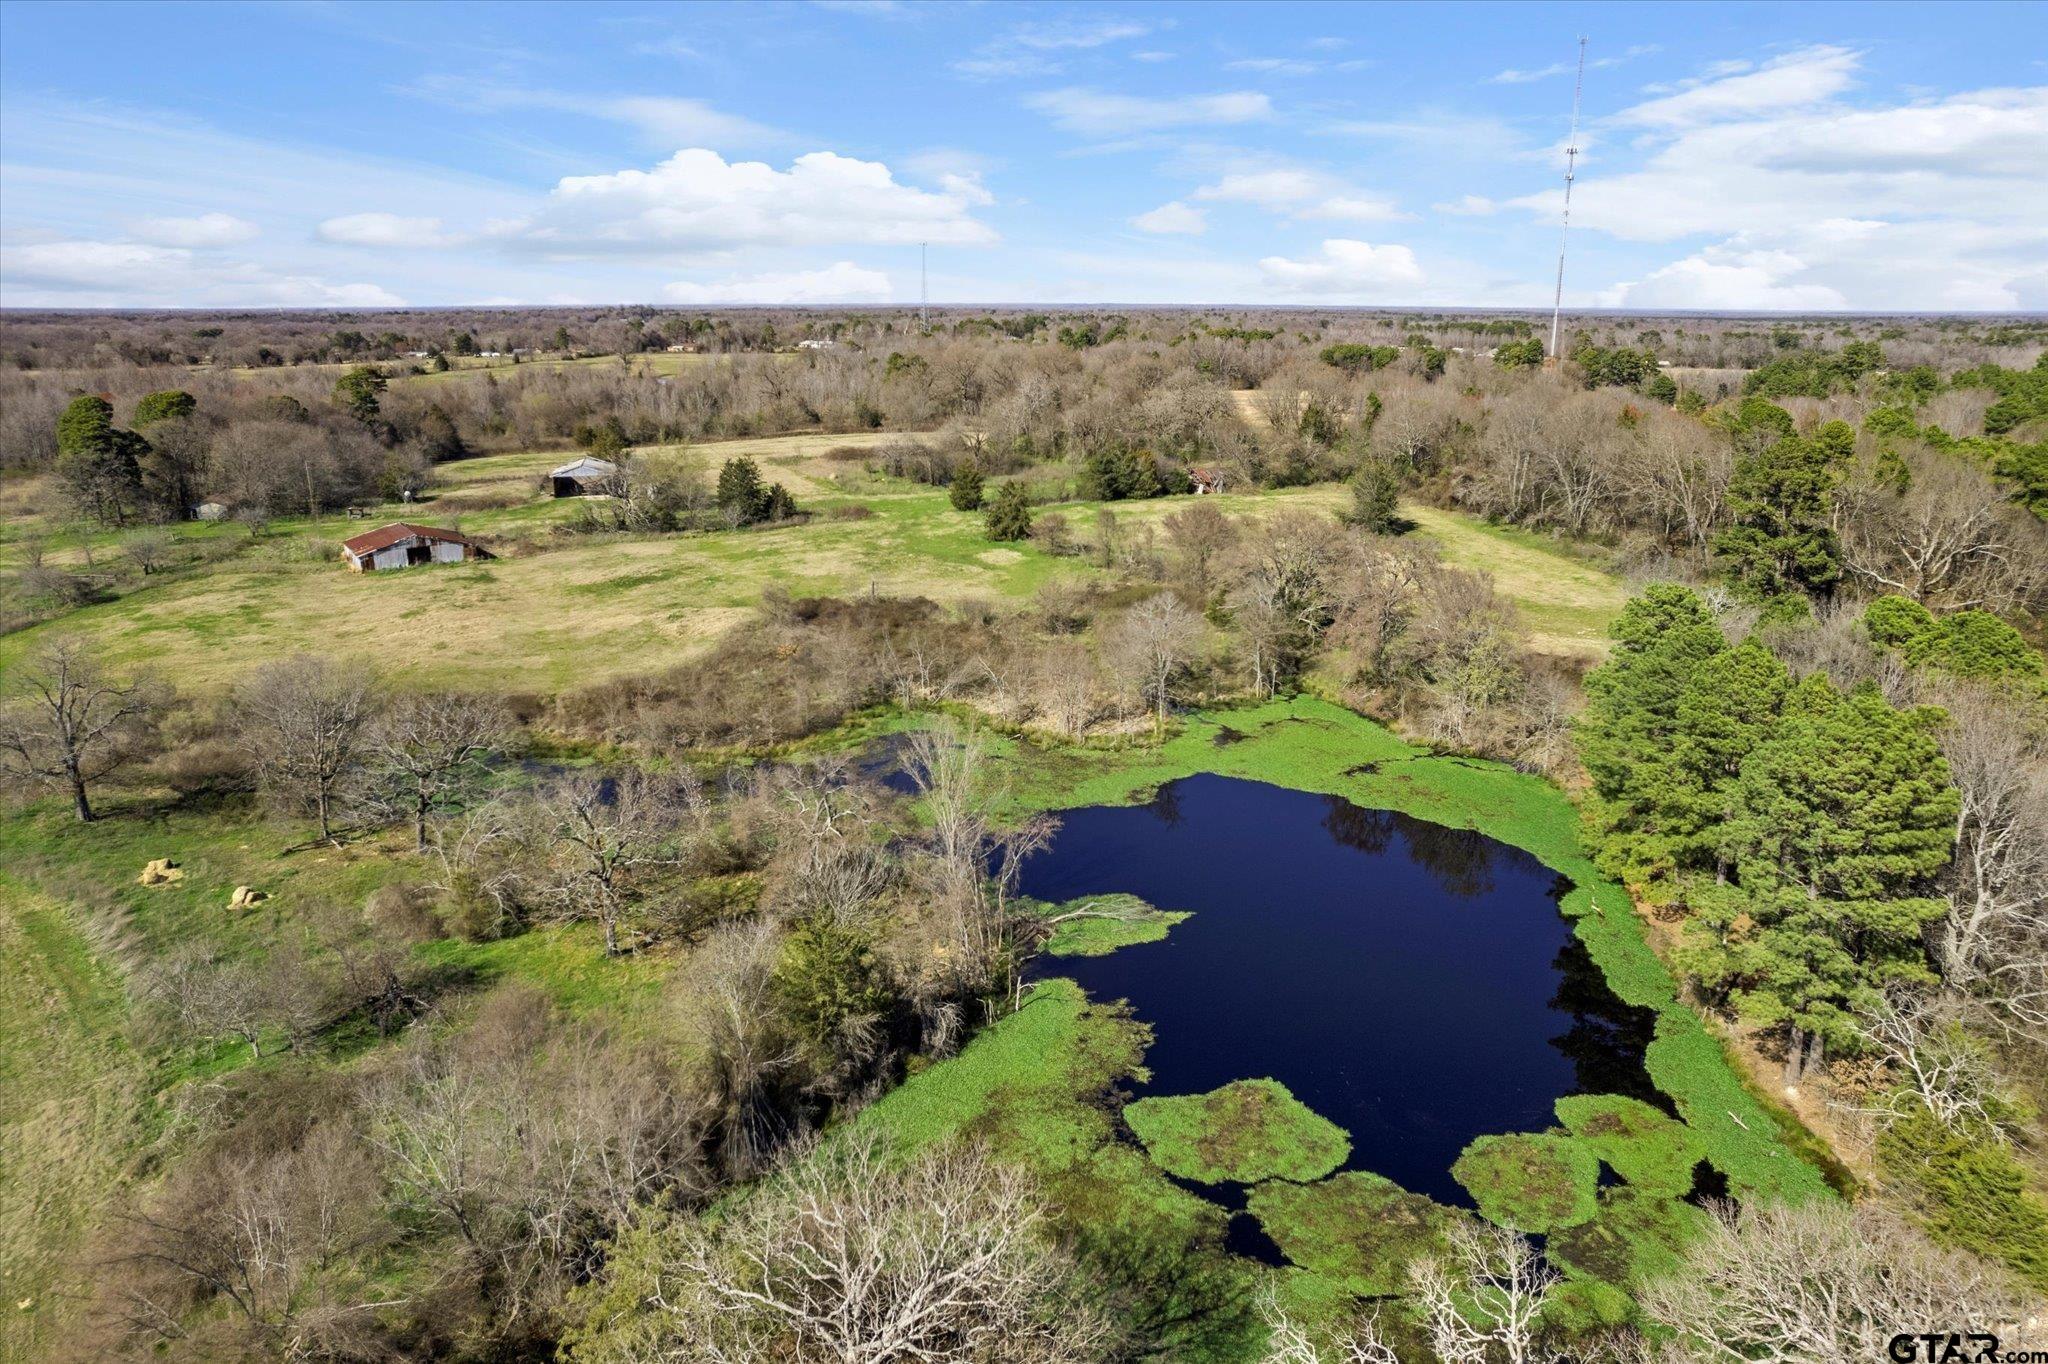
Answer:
[
  {"left": 1189, "top": 467, "right": 1226, "bottom": 495},
  {"left": 549, "top": 456, "right": 620, "bottom": 497},
  {"left": 339, "top": 522, "right": 488, "bottom": 573}
]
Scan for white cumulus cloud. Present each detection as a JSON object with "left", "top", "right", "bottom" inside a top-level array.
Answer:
[
  {"left": 1620, "top": 45, "right": 1860, "bottom": 127},
  {"left": 0, "top": 237, "right": 401, "bottom": 306},
  {"left": 501, "top": 149, "right": 997, "bottom": 258},
  {"left": 1191, "top": 169, "right": 1403, "bottom": 222},
  {"left": 1508, "top": 49, "right": 2048, "bottom": 311},
  {"left": 1131, "top": 201, "right": 1205, "bottom": 234},
  {"left": 1258, "top": 239, "right": 1424, "bottom": 299},
  {"left": 664, "top": 261, "right": 892, "bottom": 304}
]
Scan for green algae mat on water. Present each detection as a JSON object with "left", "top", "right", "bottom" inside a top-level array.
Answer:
[
  {"left": 852, "top": 697, "right": 1834, "bottom": 1356},
  {"left": 1037, "top": 891, "right": 1191, "bottom": 958},
  {"left": 988, "top": 695, "right": 1834, "bottom": 1210},
  {"left": 1124, "top": 1079, "right": 1350, "bottom": 1184}
]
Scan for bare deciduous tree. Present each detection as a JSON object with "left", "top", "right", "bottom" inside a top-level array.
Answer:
[
  {"left": 1164, "top": 501, "right": 1238, "bottom": 604},
  {"left": 369, "top": 989, "right": 704, "bottom": 1325},
  {"left": 904, "top": 723, "right": 1056, "bottom": 1013},
  {"left": 99, "top": 1119, "right": 388, "bottom": 1361},
  {"left": 1257, "top": 1289, "right": 1399, "bottom": 1364},
  {"left": 1853, "top": 989, "right": 2013, "bottom": 1136},
  {"left": 1409, "top": 1220, "right": 1558, "bottom": 1364},
  {"left": 234, "top": 655, "right": 379, "bottom": 844},
  {"left": 535, "top": 769, "right": 691, "bottom": 955},
  {"left": 1840, "top": 449, "right": 2048, "bottom": 612},
  {"left": 0, "top": 637, "right": 165, "bottom": 821},
  {"left": 1104, "top": 593, "right": 1206, "bottom": 736},
  {"left": 369, "top": 690, "right": 509, "bottom": 852},
  {"left": 123, "top": 527, "right": 174, "bottom": 576},
  {"left": 578, "top": 1131, "right": 1114, "bottom": 1364},
  {"left": 1636, "top": 1199, "right": 2031, "bottom": 1364},
  {"left": 1931, "top": 682, "right": 2048, "bottom": 1035}
]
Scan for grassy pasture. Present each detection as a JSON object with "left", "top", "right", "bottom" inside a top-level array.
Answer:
[{"left": 3, "top": 425, "right": 1626, "bottom": 693}]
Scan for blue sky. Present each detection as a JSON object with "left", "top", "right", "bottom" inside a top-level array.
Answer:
[{"left": 2, "top": 0, "right": 2043, "bottom": 311}]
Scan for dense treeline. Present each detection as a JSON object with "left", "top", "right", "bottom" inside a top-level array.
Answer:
[
  {"left": 6, "top": 314, "right": 2047, "bottom": 632},
  {"left": 1576, "top": 583, "right": 2048, "bottom": 1287}
]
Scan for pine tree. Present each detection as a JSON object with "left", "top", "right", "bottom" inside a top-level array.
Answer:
[
  {"left": 131, "top": 389, "right": 196, "bottom": 427},
  {"left": 333, "top": 365, "right": 388, "bottom": 425},
  {"left": 1668, "top": 639, "right": 1791, "bottom": 873},
  {"left": 1576, "top": 585, "right": 1731, "bottom": 886},
  {"left": 1689, "top": 675, "right": 1958, "bottom": 1080},
  {"left": 54, "top": 394, "right": 144, "bottom": 525},
  {"left": 1341, "top": 456, "right": 1402, "bottom": 533},
  {"left": 1712, "top": 421, "right": 1848, "bottom": 599}
]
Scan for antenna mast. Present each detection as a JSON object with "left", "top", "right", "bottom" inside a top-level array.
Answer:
[
  {"left": 919, "top": 242, "right": 928, "bottom": 329},
  {"left": 1548, "top": 35, "right": 1587, "bottom": 363}
]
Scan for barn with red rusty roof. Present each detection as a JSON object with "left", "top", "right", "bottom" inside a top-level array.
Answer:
[{"left": 339, "top": 522, "right": 489, "bottom": 573}]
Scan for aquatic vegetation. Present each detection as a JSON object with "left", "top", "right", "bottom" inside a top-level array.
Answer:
[
  {"left": 1451, "top": 1132, "right": 1601, "bottom": 1232},
  {"left": 1554, "top": 1093, "right": 1706, "bottom": 1196},
  {"left": 1247, "top": 1171, "right": 1459, "bottom": 1297},
  {"left": 1124, "top": 1079, "right": 1351, "bottom": 1185},
  {"left": 1549, "top": 1188, "right": 1713, "bottom": 1291},
  {"left": 1036, "top": 892, "right": 1190, "bottom": 957}
]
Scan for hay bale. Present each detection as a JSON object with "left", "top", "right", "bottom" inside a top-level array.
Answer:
[{"left": 138, "top": 859, "right": 184, "bottom": 886}]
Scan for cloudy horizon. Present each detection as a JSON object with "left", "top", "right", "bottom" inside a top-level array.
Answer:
[{"left": 2, "top": 1, "right": 2044, "bottom": 313}]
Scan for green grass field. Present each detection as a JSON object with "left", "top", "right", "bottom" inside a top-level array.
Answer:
[{"left": 3, "top": 438, "right": 1625, "bottom": 693}]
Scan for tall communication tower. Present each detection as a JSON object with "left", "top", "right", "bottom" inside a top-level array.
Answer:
[
  {"left": 919, "top": 242, "right": 929, "bottom": 329},
  {"left": 1548, "top": 35, "right": 1588, "bottom": 363}
]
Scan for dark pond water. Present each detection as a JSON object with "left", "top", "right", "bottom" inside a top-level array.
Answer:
[{"left": 1017, "top": 773, "right": 1663, "bottom": 1218}]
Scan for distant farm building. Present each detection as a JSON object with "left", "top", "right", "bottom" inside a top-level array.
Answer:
[
  {"left": 340, "top": 523, "right": 488, "bottom": 573},
  {"left": 550, "top": 456, "right": 620, "bottom": 497},
  {"left": 796, "top": 338, "right": 836, "bottom": 351},
  {"left": 191, "top": 496, "right": 234, "bottom": 521},
  {"left": 1190, "top": 467, "right": 1226, "bottom": 495}
]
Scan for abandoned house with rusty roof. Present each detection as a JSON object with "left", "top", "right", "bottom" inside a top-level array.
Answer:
[{"left": 339, "top": 522, "right": 489, "bottom": 573}]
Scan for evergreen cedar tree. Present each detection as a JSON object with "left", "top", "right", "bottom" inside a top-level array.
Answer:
[
  {"left": 984, "top": 481, "right": 1033, "bottom": 541},
  {"left": 715, "top": 456, "right": 797, "bottom": 525},
  {"left": 1344, "top": 458, "right": 1402, "bottom": 534},
  {"left": 131, "top": 389, "right": 197, "bottom": 427},
  {"left": 949, "top": 461, "right": 985, "bottom": 512},
  {"left": 1578, "top": 584, "right": 1959, "bottom": 1077}
]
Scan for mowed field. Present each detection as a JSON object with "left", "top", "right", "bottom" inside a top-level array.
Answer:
[{"left": 1, "top": 431, "right": 1625, "bottom": 694}]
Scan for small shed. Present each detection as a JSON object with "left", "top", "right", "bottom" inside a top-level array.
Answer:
[
  {"left": 549, "top": 456, "right": 620, "bottom": 498},
  {"left": 340, "top": 522, "right": 488, "bottom": 573},
  {"left": 1189, "top": 467, "right": 1226, "bottom": 496},
  {"left": 191, "top": 496, "right": 234, "bottom": 521}
]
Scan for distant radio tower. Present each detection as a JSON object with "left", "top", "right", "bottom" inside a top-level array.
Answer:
[
  {"left": 1548, "top": 35, "right": 1587, "bottom": 363},
  {"left": 919, "top": 242, "right": 928, "bottom": 329}
]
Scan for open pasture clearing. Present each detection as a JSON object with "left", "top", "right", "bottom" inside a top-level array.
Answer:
[
  {"left": 0, "top": 483, "right": 1086, "bottom": 695},
  {"left": 4, "top": 428, "right": 1624, "bottom": 692}
]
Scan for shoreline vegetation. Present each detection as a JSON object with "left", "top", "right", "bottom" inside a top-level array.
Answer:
[{"left": 856, "top": 695, "right": 1837, "bottom": 1353}]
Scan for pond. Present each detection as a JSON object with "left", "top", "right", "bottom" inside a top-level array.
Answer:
[{"left": 1018, "top": 773, "right": 1664, "bottom": 1220}]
